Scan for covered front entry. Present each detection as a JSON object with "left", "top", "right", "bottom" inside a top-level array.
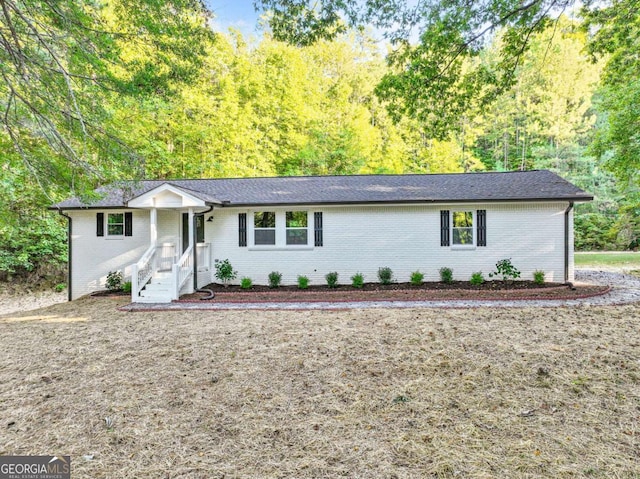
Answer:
[
  {"left": 182, "top": 213, "right": 205, "bottom": 254},
  {"left": 126, "top": 183, "right": 216, "bottom": 303}
]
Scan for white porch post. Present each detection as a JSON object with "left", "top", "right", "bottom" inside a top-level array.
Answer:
[
  {"left": 150, "top": 207, "right": 158, "bottom": 270},
  {"left": 132, "top": 208, "right": 158, "bottom": 302},
  {"left": 188, "top": 207, "right": 194, "bottom": 250},
  {"left": 150, "top": 208, "right": 158, "bottom": 244},
  {"left": 187, "top": 207, "right": 195, "bottom": 293}
]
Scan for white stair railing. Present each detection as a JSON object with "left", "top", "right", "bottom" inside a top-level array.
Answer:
[
  {"left": 157, "top": 242, "right": 176, "bottom": 271},
  {"left": 172, "top": 246, "right": 193, "bottom": 300},
  {"left": 196, "top": 243, "right": 210, "bottom": 271},
  {"left": 131, "top": 244, "right": 157, "bottom": 301}
]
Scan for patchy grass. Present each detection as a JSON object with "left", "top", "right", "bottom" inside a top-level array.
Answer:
[
  {"left": 576, "top": 251, "right": 640, "bottom": 270},
  {"left": 1, "top": 298, "right": 639, "bottom": 478}
]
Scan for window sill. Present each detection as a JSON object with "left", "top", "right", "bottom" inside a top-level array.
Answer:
[
  {"left": 450, "top": 245, "right": 476, "bottom": 251},
  {"left": 248, "top": 245, "right": 314, "bottom": 251},
  {"left": 105, "top": 236, "right": 125, "bottom": 240}
]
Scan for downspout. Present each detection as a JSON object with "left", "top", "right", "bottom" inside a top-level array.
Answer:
[
  {"left": 564, "top": 202, "right": 574, "bottom": 286},
  {"left": 58, "top": 209, "right": 72, "bottom": 302},
  {"left": 194, "top": 205, "right": 215, "bottom": 299}
]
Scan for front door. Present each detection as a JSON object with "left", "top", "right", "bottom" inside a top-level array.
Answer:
[{"left": 181, "top": 213, "right": 205, "bottom": 254}]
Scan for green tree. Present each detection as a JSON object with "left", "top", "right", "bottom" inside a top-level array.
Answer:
[
  {"left": 256, "top": 0, "right": 579, "bottom": 138},
  {"left": 0, "top": 0, "right": 214, "bottom": 192},
  {"left": 0, "top": 138, "right": 67, "bottom": 281},
  {"left": 585, "top": 0, "right": 640, "bottom": 190},
  {"left": 0, "top": 0, "right": 214, "bottom": 280},
  {"left": 474, "top": 17, "right": 602, "bottom": 172}
]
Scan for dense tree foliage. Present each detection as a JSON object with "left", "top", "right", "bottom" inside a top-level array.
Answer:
[
  {"left": 581, "top": 0, "right": 640, "bottom": 248},
  {"left": 0, "top": 0, "right": 213, "bottom": 191},
  {"left": 257, "top": 0, "right": 579, "bottom": 138}
]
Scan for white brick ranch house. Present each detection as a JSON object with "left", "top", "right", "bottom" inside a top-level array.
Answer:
[{"left": 52, "top": 170, "right": 593, "bottom": 303}]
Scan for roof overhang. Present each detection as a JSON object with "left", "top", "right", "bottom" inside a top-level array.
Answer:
[
  {"left": 215, "top": 196, "right": 594, "bottom": 208},
  {"left": 127, "top": 183, "right": 217, "bottom": 208}
]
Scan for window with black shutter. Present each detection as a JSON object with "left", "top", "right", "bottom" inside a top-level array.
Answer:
[
  {"left": 314, "top": 212, "right": 323, "bottom": 247},
  {"left": 477, "top": 210, "right": 486, "bottom": 247},
  {"left": 124, "top": 212, "right": 133, "bottom": 237},
  {"left": 440, "top": 210, "right": 450, "bottom": 246},
  {"left": 238, "top": 213, "right": 247, "bottom": 247},
  {"left": 96, "top": 213, "right": 104, "bottom": 237}
]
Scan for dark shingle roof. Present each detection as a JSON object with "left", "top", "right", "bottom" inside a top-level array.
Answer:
[{"left": 52, "top": 170, "right": 593, "bottom": 209}]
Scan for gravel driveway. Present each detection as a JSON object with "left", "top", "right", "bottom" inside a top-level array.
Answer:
[{"left": 0, "top": 290, "right": 67, "bottom": 316}]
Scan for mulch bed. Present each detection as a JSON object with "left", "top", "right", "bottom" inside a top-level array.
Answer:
[
  {"left": 180, "top": 281, "right": 610, "bottom": 302},
  {"left": 91, "top": 290, "right": 129, "bottom": 297}
]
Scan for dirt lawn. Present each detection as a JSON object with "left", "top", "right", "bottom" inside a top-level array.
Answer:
[{"left": 0, "top": 298, "right": 639, "bottom": 478}]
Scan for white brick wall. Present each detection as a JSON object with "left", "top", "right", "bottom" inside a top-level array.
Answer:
[
  {"left": 69, "top": 210, "right": 150, "bottom": 299},
  {"left": 68, "top": 201, "right": 575, "bottom": 299},
  {"left": 206, "top": 202, "right": 572, "bottom": 287}
]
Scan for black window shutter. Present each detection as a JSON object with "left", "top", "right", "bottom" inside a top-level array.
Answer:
[
  {"left": 96, "top": 212, "right": 104, "bottom": 237},
  {"left": 477, "top": 209, "right": 486, "bottom": 247},
  {"left": 440, "top": 210, "right": 450, "bottom": 246},
  {"left": 314, "top": 212, "right": 323, "bottom": 247},
  {"left": 124, "top": 212, "right": 133, "bottom": 237},
  {"left": 238, "top": 213, "right": 247, "bottom": 247}
]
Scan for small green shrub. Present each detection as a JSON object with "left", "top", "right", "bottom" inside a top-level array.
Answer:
[
  {"left": 410, "top": 271, "right": 424, "bottom": 285},
  {"left": 325, "top": 271, "right": 339, "bottom": 288},
  {"left": 470, "top": 272, "right": 484, "bottom": 286},
  {"left": 439, "top": 267, "right": 453, "bottom": 284},
  {"left": 489, "top": 258, "right": 521, "bottom": 282},
  {"left": 533, "top": 270, "right": 545, "bottom": 285},
  {"left": 122, "top": 281, "right": 132, "bottom": 294},
  {"left": 54, "top": 283, "right": 66, "bottom": 293},
  {"left": 106, "top": 271, "right": 123, "bottom": 291},
  {"left": 378, "top": 267, "right": 394, "bottom": 285},
  {"left": 351, "top": 272, "right": 364, "bottom": 288},
  {"left": 297, "top": 275, "right": 309, "bottom": 289},
  {"left": 240, "top": 277, "right": 253, "bottom": 289},
  {"left": 268, "top": 271, "right": 282, "bottom": 288},
  {"left": 214, "top": 259, "right": 237, "bottom": 287}
]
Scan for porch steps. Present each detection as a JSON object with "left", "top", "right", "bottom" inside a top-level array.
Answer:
[
  {"left": 138, "top": 271, "right": 173, "bottom": 303},
  {"left": 136, "top": 269, "right": 193, "bottom": 303}
]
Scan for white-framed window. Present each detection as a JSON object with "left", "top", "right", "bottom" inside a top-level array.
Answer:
[
  {"left": 286, "top": 211, "right": 308, "bottom": 245},
  {"left": 441, "top": 209, "right": 485, "bottom": 248},
  {"left": 254, "top": 211, "right": 276, "bottom": 245},
  {"left": 246, "top": 210, "right": 312, "bottom": 248},
  {"left": 107, "top": 212, "right": 125, "bottom": 237},
  {"left": 97, "top": 211, "right": 132, "bottom": 238},
  {"left": 452, "top": 211, "right": 474, "bottom": 246},
  {"left": 240, "top": 211, "right": 322, "bottom": 248}
]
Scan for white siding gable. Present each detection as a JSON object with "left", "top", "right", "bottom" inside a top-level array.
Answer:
[{"left": 128, "top": 184, "right": 207, "bottom": 208}]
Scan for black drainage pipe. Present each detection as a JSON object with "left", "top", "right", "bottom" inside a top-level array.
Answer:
[
  {"left": 58, "top": 209, "right": 72, "bottom": 302},
  {"left": 564, "top": 201, "right": 574, "bottom": 286}
]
